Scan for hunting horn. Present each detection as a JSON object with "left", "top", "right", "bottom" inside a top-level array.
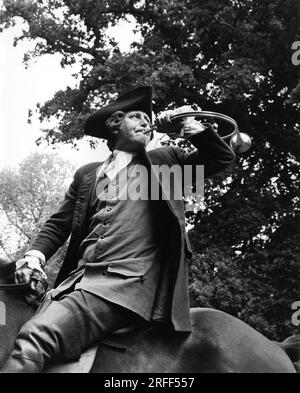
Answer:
[{"left": 168, "top": 110, "right": 252, "bottom": 153}]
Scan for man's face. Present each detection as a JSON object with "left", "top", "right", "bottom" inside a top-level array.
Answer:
[{"left": 114, "top": 111, "right": 152, "bottom": 152}]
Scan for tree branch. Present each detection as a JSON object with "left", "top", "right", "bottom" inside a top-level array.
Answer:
[
  {"left": 1, "top": 195, "right": 31, "bottom": 225},
  {"left": 0, "top": 239, "right": 11, "bottom": 259},
  {"left": 1, "top": 206, "right": 32, "bottom": 241}
]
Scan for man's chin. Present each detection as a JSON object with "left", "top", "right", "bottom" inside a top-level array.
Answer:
[
  {"left": 117, "top": 135, "right": 149, "bottom": 152},
  {"left": 132, "top": 135, "right": 149, "bottom": 148}
]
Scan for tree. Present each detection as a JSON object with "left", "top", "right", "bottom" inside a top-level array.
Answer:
[
  {"left": 0, "top": 152, "right": 75, "bottom": 287},
  {"left": 0, "top": 0, "right": 299, "bottom": 339}
]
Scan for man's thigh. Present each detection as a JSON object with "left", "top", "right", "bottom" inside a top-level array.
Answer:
[
  {"left": 17, "top": 290, "right": 144, "bottom": 363},
  {"left": 57, "top": 290, "right": 144, "bottom": 351}
]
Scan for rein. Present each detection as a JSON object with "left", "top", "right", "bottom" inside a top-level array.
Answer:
[
  {"left": 0, "top": 282, "right": 31, "bottom": 290},
  {"left": 0, "top": 273, "right": 49, "bottom": 307}
]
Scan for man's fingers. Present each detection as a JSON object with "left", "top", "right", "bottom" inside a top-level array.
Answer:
[
  {"left": 14, "top": 271, "right": 21, "bottom": 284},
  {"left": 30, "top": 280, "right": 37, "bottom": 292},
  {"left": 14, "top": 268, "right": 33, "bottom": 285},
  {"left": 15, "top": 270, "right": 27, "bottom": 284},
  {"left": 182, "top": 120, "right": 205, "bottom": 135}
]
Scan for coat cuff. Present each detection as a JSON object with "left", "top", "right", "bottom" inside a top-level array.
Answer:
[{"left": 24, "top": 249, "right": 46, "bottom": 267}]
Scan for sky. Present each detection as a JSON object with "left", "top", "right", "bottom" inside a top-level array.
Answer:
[{"left": 0, "top": 17, "right": 152, "bottom": 170}]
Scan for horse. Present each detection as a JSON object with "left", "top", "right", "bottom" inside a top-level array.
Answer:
[{"left": 0, "top": 258, "right": 299, "bottom": 373}]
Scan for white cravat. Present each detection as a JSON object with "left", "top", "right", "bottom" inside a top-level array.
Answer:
[{"left": 97, "top": 150, "right": 134, "bottom": 181}]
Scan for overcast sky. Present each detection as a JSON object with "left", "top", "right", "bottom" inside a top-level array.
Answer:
[{"left": 0, "top": 18, "right": 153, "bottom": 170}]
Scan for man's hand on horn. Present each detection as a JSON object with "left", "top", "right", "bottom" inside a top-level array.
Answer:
[{"left": 156, "top": 105, "right": 205, "bottom": 138}]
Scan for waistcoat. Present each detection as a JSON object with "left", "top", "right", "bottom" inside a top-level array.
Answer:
[{"left": 74, "top": 158, "right": 163, "bottom": 320}]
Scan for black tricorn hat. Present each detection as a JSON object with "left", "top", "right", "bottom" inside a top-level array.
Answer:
[{"left": 84, "top": 86, "right": 153, "bottom": 139}]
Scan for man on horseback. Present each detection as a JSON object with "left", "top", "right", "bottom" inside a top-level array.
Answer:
[{"left": 1, "top": 86, "right": 235, "bottom": 373}]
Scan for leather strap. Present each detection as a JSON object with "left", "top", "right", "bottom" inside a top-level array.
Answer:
[
  {"left": 0, "top": 272, "right": 48, "bottom": 307},
  {"left": 0, "top": 282, "right": 30, "bottom": 290}
]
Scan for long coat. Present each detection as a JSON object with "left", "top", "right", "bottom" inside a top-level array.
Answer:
[{"left": 29, "top": 126, "right": 235, "bottom": 332}]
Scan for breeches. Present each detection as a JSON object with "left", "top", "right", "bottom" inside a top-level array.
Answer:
[{"left": 6, "top": 290, "right": 144, "bottom": 368}]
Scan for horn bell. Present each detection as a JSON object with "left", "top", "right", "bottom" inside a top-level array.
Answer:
[{"left": 230, "top": 132, "right": 252, "bottom": 153}]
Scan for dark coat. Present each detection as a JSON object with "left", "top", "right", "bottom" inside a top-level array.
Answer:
[{"left": 29, "top": 126, "right": 235, "bottom": 331}]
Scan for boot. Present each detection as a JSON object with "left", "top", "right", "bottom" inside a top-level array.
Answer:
[
  {"left": 0, "top": 334, "right": 45, "bottom": 373},
  {"left": 1, "top": 354, "right": 44, "bottom": 373},
  {"left": 1, "top": 299, "right": 82, "bottom": 373}
]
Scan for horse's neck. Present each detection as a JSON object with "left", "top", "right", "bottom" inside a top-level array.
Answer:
[
  {"left": 0, "top": 259, "right": 15, "bottom": 284},
  {"left": 0, "top": 259, "right": 35, "bottom": 366}
]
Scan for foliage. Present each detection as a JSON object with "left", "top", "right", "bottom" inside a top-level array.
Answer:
[
  {"left": 0, "top": 0, "right": 299, "bottom": 339},
  {"left": 0, "top": 152, "right": 75, "bottom": 287}
]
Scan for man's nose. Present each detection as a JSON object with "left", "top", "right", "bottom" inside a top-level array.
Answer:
[{"left": 140, "top": 118, "right": 149, "bottom": 128}]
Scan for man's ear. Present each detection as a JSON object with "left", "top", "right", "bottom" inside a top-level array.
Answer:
[{"left": 111, "top": 129, "right": 119, "bottom": 137}]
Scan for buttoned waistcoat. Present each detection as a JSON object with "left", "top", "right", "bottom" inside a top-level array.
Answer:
[{"left": 29, "top": 126, "right": 235, "bottom": 332}]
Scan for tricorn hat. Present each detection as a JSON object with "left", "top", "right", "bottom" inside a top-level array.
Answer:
[{"left": 84, "top": 86, "right": 153, "bottom": 139}]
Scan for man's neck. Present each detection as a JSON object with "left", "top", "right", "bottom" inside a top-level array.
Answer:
[{"left": 112, "top": 149, "right": 136, "bottom": 156}]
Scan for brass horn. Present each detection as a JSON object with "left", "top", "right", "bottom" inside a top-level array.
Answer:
[{"left": 169, "top": 110, "right": 252, "bottom": 153}]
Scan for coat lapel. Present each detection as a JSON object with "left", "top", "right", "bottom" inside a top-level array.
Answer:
[
  {"left": 139, "top": 149, "right": 179, "bottom": 218},
  {"left": 75, "top": 166, "right": 99, "bottom": 230}
]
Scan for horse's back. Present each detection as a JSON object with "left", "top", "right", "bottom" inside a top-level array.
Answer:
[
  {"left": 189, "top": 308, "right": 295, "bottom": 372},
  {"left": 90, "top": 308, "right": 296, "bottom": 373}
]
